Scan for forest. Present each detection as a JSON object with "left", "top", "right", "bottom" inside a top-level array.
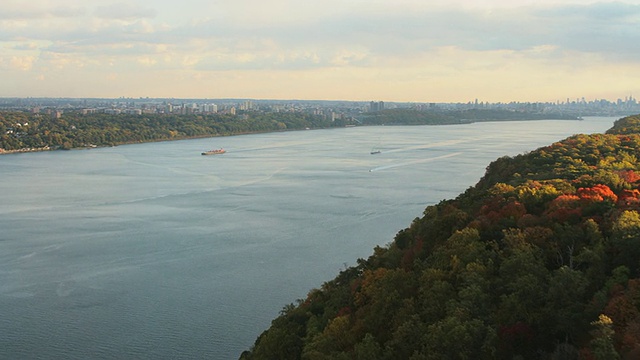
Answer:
[
  {"left": 0, "top": 111, "right": 342, "bottom": 152},
  {"left": 0, "top": 108, "right": 577, "bottom": 153},
  {"left": 240, "top": 114, "right": 640, "bottom": 359},
  {"left": 359, "top": 108, "right": 579, "bottom": 126}
]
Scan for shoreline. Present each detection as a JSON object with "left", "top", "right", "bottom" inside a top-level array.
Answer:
[
  {"left": 0, "top": 146, "right": 52, "bottom": 155},
  {"left": 0, "top": 117, "right": 590, "bottom": 156},
  {"left": 0, "top": 127, "right": 315, "bottom": 155}
]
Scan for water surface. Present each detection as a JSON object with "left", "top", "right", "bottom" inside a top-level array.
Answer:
[{"left": 0, "top": 118, "right": 617, "bottom": 359}]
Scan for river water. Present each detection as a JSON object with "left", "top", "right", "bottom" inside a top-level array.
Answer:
[{"left": 0, "top": 117, "right": 618, "bottom": 359}]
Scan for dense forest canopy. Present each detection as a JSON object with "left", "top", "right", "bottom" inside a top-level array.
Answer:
[
  {"left": 358, "top": 108, "right": 579, "bottom": 126},
  {"left": 0, "top": 111, "right": 343, "bottom": 152},
  {"left": 0, "top": 108, "right": 579, "bottom": 153},
  {"left": 241, "top": 114, "right": 640, "bottom": 359}
]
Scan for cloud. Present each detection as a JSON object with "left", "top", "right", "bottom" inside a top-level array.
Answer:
[
  {"left": 155, "top": 1, "right": 639, "bottom": 72},
  {"left": 0, "top": 0, "right": 639, "bottom": 100},
  {"left": 192, "top": 50, "right": 324, "bottom": 72},
  {"left": 0, "top": 4, "right": 86, "bottom": 20},
  {"left": 94, "top": 3, "right": 157, "bottom": 20},
  {"left": 137, "top": 56, "right": 157, "bottom": 66},
  {"left": 10, "top": 56, "right": 36, "bottom": 71},
  {"left": 11, "top": 42, "right": 39, "bottom": 51},
  {"left": 3, "top": 1, "right": 638, "bottom": 69},
  {"left": 527, "top": 2, "right": 640, "bottom": 59},
  {"left": 537, "top": 1, "right": 640, "bottom": 20}
]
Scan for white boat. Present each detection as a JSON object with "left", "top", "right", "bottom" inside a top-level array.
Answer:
[{"left": 202, "top": 148, "right": 226, "bottom": 155}]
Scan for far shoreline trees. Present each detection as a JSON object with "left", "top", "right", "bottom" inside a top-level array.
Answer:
[
  {"left": 0, "top": 111, "right": 344, "bottom": 153},
  {"left": 0, "top": 108, "right": 581, "bottom": 153}
]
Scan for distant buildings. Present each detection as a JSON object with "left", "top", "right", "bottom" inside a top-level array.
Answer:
[
  {"left": 1, "top": 95, "right": 639, "bottom": 120},
  {"left": 369, "top": 101, "right": 384, "bottom": 112},
  {"left": 201, "top": 104, "right": 218, "bottom": 113}
]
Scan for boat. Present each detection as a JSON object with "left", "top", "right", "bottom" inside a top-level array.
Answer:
[
  {"left": 201, "top": 148, "right": 226, "bottom": 155},
  {"left": 370, "top": 137, "right": 382, "bottom": 154}
]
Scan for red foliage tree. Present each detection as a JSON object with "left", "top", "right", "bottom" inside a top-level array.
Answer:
[
  {"left": 604, "top": 279, "right": 640, "bottom": 355},
  {"left": 545, "top": 194, "right": 582, "bottom": 223},
  {"left": 618, "top": 189, "right": 640, "bottom": 209},
  {"left": 577, "top": 184, "right": 618, "bottom": 203},
  {"left": 618, "top": 170, "right": 640, "bottom": 184}
]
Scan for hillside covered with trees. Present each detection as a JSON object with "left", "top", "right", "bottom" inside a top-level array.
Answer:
[
  {"left": 0, "top": 108, "right": 579, "bottom": 154},
  {"left": 0, "top": 111, "right": 341, "bottom": 152},
  {"left": 241, "top": 114, "right": 640, "bottom": 359},
  {"left": 359, "top": 108, "right": 579, "bottom": 126}
]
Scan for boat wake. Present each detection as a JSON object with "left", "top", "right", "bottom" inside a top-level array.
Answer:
[{"left": 369, "top": 152, "right": 463, "bottom": 172}]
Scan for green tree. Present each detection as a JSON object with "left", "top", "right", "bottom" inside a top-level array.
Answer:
[
  {"left": 611, "top": 211, "right": 640, "bottom": 275},
  {"left": 589, "top": 314, "right": 620, "bottom": 360}
]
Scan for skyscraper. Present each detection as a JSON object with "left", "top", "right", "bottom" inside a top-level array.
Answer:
[{"left": 369, "top": 101, "right": 384, "bottom": 112}]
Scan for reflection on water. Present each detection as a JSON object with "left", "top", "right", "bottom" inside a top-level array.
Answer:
[{"left": 0, "top": 118, "right": 616, "bottom": 359}]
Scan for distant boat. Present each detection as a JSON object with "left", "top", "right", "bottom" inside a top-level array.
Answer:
[
  {"left": 202, "top": 148, "right": 226, "bottom": 155},
  {"left": 371, "top": 137, "right": 382, "bottom": 154}
]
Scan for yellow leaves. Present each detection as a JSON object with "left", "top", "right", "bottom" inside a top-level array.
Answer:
[
  {"left": 612, "top": 210, "right": 640, "bottom": 241},
  {"left": 514, "top": 180, "right": 562, "bottom": 208},
  {"left": 488, "top": 183, "right": 515, "bottom": 196},
  {"left": 592, "top": 314, "right": 614, "bottom": 326}
]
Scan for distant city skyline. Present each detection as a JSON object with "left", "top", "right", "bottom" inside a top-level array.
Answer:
[
  {"left": 2, "top": 0, "right": 640, "bottom": 102},
  {"left": 3, "top": 95, "right": 638, "bottom": 118}
]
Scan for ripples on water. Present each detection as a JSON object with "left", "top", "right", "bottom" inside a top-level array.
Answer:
[{"left": 0, "top": 118, "right": 617, "bottom": 359}]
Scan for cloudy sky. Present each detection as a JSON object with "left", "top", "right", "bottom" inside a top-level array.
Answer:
[{"left": 1, "top": 0, "right": 639, "bottom": 102}]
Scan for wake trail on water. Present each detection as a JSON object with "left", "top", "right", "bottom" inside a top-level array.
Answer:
[
  {"left": 369, "top": 152, "right": 463, "bottom": 172},
  {"left": 374, "top": 132, "right": 505, "bottom": 154},
  {"left": 380, "top": 139, "right": 467, "bottom": 154},
  {"left": 228, "top": 138, "right": 328, "bottom": 153}
]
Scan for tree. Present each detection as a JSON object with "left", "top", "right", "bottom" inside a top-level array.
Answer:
[
  {"left": 588, "top": 314, "right": 620, "bottom": 360},
  {"left": 545, "top": 266, "right": 589, "bottom": 342},
  {"left": 610, "top": 211, "right": 640, "bottom": 275}
]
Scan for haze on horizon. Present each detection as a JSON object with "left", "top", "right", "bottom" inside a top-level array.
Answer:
[{"left": 1, "top": 0, "right": 639, "bottom": 103}]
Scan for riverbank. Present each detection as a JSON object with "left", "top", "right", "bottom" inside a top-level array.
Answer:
[
  {"left": 0, "top": 146, "right": 51, "bottom": 155},
  {"left": 0, "top": 115, "right": 593, "bottom": 156}
]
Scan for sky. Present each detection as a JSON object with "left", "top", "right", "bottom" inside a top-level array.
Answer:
[{"left": 1, "top": 0, "right": 639, "bottom": 103}]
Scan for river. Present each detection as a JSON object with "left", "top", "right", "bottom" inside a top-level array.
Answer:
[{"left": 0, "top": 117, "right": 618, "bottom": 359}]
